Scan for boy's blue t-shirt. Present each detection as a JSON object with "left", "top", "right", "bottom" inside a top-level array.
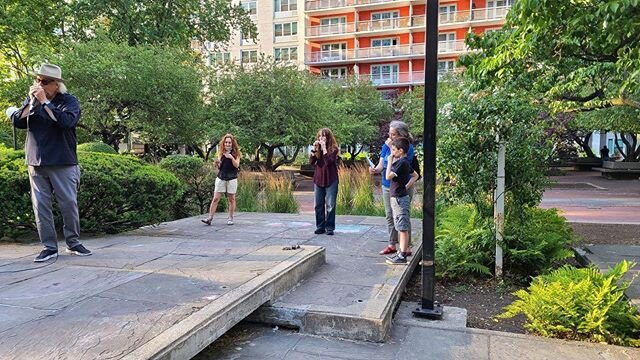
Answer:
[{"left": 380, "top": 143, "right": 414, "bottom": 188}]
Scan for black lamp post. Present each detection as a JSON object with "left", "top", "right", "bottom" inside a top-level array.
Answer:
[{"left": 413, "top": 0, "right": 443, "bottom": 319}]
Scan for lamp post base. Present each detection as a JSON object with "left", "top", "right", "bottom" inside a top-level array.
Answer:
[{"left": 412, "top": 302, "right": 444, "bottom": 320}]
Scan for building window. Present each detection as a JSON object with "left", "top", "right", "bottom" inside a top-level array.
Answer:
[
  {"left": 438, "top": 60, "right": 456, "bottom": 74},
  {"left": 209, "top": 52, "right": 231, "bottom": 65},
  {"left": 371, "top": 11, "right": 400, "bottom": 21},
  {"left": 321, "top": 43, "right": 347, "bottom": 61},
  {"left": 438, "top": 33, "right": 456, "bottom": 53},
  {"left": 371, "top": 64, "right": 399, "bottom": 85},
  {"left": 275, "top": 0, "right": 297, "bottom": 12},
  {"left": 274, "top": 22, "right": 298, "bottom": 37},
  {"left": 241, "top": 1, "right": 257, "bottom": 15},
  {"left": 274, "top": 47, "right": 298, "bottom": 61},
  {"left": 241, "top": 50, "right": 258, "bottom": 64},
  {"left": 320, "top": 17, "right": 346, "bottom": 34},
  {"left": 321, "top": 67, "right": 347, "bottom": 80},
  {"left": 371, "top": 38, "right": 398, "bottom": 47},
  {"left": 439, "top": 5, "right": 456, "bottom": 23}
]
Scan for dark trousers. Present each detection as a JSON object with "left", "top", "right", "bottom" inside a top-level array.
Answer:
[{"left": 314, "top": 180, "right": 338, "bottom": 232}]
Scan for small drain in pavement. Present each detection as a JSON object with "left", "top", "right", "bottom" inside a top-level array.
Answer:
[{"left": 356, "top": 299, "right": 364, "bottom": 303}]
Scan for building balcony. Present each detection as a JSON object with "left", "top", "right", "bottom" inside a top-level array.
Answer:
[
  {"left": 306, "top": 41, "right": 471, "bottom": 64},
  {"left": 306, "top": 22, "right": 357, "bottom": 37},
  {"left": 306, "top": 15, "right": 424, "bottom": 38},
  {"left": 358, "top": 71, "right": 424, "bottom": 87},
  {"left": 305, "top": 0, "right": 410, "bottom": 11},
  {"left": 439, "top": 6, "right": 511, "bottom": 29}
]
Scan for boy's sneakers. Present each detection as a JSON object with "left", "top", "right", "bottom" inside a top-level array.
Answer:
[
  {"left": 66, "top": 244, "right": 92, "bottom": 256},
  {"left": 385, "top": 253, "right": 407, "bottom": 265},
  {"left": 34, "top": 249, "right": 58, "bottom": 262}
]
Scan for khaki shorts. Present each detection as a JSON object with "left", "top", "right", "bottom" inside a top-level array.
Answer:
[{"left": 214, "top": 178, "right": 238, "bottom": 194}]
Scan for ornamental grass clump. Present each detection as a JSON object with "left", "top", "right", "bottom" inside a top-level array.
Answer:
[
  {"left": 499, "top": 260, "right": 640, "bottom": 347},
  {"left": 236, "top": 172, "right": 260, "bottom": 212},
  {"left": 262, "top": 171, "right": 298, "bottom": 213}
]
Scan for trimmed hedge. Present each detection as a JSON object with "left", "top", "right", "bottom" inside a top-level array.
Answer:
[
  {"left": 0, "top": 146, "right": 184, "bottom": 239},
  {"left": 77, "top": 142, "right": 118, "bottom": 154}
]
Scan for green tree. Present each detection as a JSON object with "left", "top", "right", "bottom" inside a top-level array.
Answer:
[
  {"left": 50, "top": 40, "right": 208, "bottom": 150},
  {"left": 462, "top": 0, "right": 640, "bottom": 159},
  {"left": 66, "top": 0, "right": 257, "bottom": 48},
  {"left": 438, "top": 85, "right": 551, "bottom": 217},
  {"left": 0, "top": 0, "right": 66, "bottom": 79},
  {"left": 331, "top": 78, "right": 393, "bottom": 165},
  {"left": 207, "top": 59, "right": 334, "bottom": 171}
]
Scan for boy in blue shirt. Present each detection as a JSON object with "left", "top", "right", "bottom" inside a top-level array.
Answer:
[{"left": 385, "top": 137, "right": 419, "bottom": 265}]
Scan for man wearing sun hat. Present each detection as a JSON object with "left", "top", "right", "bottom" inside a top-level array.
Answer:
[{"left": 10, "top": 63, "right": 92, "bottom": 262}]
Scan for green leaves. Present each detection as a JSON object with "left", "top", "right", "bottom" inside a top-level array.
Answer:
[{"left": 500, "top": 260, "right": 640, "bottom": 346}]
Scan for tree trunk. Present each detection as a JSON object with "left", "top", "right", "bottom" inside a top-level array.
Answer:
[
  {"left": 617, "top": 133, "right": 639, "bottom": 162},
  {"left": 574, "top": 132, "right": 596, "bottom": 157}
]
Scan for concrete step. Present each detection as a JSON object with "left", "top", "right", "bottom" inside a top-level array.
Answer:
[
  {"left": 0, "top": 214, "right": 325, "bottom": 360},
  {"left": 248, "top": 217, "right": 423, "bottom": 342}
]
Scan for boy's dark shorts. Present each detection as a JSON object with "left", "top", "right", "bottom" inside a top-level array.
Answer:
[{"left": 390, "top": 195, "right": 410, "bottom": 232}]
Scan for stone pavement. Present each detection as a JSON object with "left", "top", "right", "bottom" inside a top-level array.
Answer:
[
  {"left": 249, "top": 216, "right": 422, "bottom": 342},
  {"left": 194, "top": 318, "right": 640, "bottom": 360},
  {"left": 575, "top": 245, "right": 640, "bottom": 311},
  {"left": 0, "top": 214, "right": 325, "bottom": 360},
  {"left": 541, "top": 171, "right": 640, "bottom": 224}
]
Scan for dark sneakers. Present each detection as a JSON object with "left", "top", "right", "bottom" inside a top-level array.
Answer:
[
  {"left": 66, "top": 244, "right": 92, "bottom": 256},
  {"left": 314, "top": 229, "right": 326, "bottom": 235},
  {"left": 326, "top": 230, "right": 334, "bottom": 236},
  {"left": 385, "top": 253, "right": 407, "bottom": 265},
  {"left": 34, "top": 249, "right": 58, "bottom": 262}
]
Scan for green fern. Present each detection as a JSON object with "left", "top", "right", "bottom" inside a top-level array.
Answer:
[{"left": 499, "top": 260, "right": 640, "bottom": 347}]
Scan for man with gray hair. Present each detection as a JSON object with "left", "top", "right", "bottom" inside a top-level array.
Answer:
[{"left": 10, "top": 63, "right": 92, "bottom": 262}]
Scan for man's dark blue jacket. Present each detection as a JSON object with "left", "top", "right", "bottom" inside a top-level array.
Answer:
[{"left": 11, "top": 93, "right": 81, "bottom": 166}]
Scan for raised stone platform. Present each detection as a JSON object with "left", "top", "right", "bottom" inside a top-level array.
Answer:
[
  {"left": 0, "top": 214, "right": 325, "bottom": 360},
  {"left": 248, "top": 216, "right": 423, "bottom": 342}
]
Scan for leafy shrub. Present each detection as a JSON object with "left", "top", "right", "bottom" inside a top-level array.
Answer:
[
  {"left": 0, "top": 146, "right": 33, "bottom": 238},
  {"left": 0, "top": 147, "right": 184, "bottom": 238},
  {"left": 159, "top": 155, "right": 215, "bottom": 217},
  {"left": 435, "top": 204, "right": 494, "bottom": 279},
  {"left": 505, "top": 207, "right": 577, "bottom": 276},
  {"left": 77, "top": 142, "right": 118, "bottom": 154},
  {"left": 499, "top": 261, "right": 640, "bottom": 347},
  {"left": 262, "top": 171, "right": 297, "bottom": 213}
]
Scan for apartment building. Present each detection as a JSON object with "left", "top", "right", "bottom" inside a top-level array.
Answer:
[
  {"left": 196, "top": 1, "right": 511, "bottom": 90},
  {"left": 200, "top": 0, "right": 307, "bottom": 68},
  {"left": 306, "top": 0, "right": 512, "bottom": 91}
]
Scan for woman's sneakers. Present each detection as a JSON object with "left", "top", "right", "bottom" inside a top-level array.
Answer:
[
  {"left": 201, "top": 218, "right": 212, "bottom": 226},
  {"left": 379, "top": 246, "right": 397, "bottom": 255},
  {"left": 227, "top": 218, "right": 234, "bottom": 225}
]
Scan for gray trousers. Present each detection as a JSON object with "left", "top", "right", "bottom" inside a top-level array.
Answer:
[
  {"left": 28, "top": 165, "right": 81, "bottom": 251},
  {"left": 382, "top": 186, "right": 414, "bottom": 246}
]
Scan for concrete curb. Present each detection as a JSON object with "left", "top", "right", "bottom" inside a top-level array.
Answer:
[
  {"left": 121, "top": 246, "right": 325, "bottom": 360},
  {"left": 250, "top": 241, "right": 423, "bottom": 342}
]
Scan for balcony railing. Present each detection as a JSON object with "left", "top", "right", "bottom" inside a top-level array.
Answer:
[
  {"left": 307, "top": 22, "right": 357, "bottom": 37},
  {"left": 440, "top": 6, "right": 511, "bottom": 25},
  {"left": 306, "top": 0, "right": 410, "bottom": 11},
  {"left": 306, "top": 0, "right": 354, "bottom": 11},
  {"left": 307, "top": 15, "right": 425, "bottom": 37},
  {"left": 357, "top": 16, "right": 411, "bottom": 32},
  {"left": 307, "top": 41, "right": 470, "bottom": 63},
  {"left": 358, "top": 71, "right": 423, "bottom": 86},
  {"left": 438, "top": 40, "right": 468, "bottom": 54}
]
